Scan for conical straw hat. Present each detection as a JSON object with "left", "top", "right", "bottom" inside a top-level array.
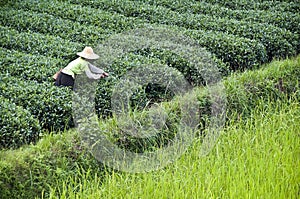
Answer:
[{"left": 77, "top": 46, "right": 99, "bottom": 60}]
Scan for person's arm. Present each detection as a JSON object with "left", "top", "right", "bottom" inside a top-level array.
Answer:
[
  {"left": 85, "top": 69, "right": 102, "bottom": 80},
  {"left": 88, "top": 63, "right": 104, "bottom": 74}
]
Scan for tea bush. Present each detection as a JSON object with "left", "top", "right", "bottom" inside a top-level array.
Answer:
[
  {"left": 5, "top": 0, "right": 270, "bottom": 70},
  {"left": 140, "top": 0, "right": 300, "bottom": 34},
  {"left": 0, "top": 75, "right": 73, "bottom": 131},
  {"left": 0, "top": 7, "right": 107, "bottom": 46},
  {"left": 183, "top": 29, "right": 267, "bottom": 71},
  {"left": 7, "top": 0, "right": 268, "bottom": 70},
  {"left": 7, "top": 0, "right": 141, "bottom": 35},
  {"left": 0, "top": 47, "right": 66, "bottom": 82},
  {"left": 0, "top": 25, "right": 82, "bottom": 60},
  {"left": 203, "top": 0, "right": 300, "bottom": 13},
  {"left": 94, "top": 52, "right": 212, "bottom": 117},
  {"left": 0, "top": 96, "right": 41, "bottom": 149},
  {"left": 68, "top": 0, "right": 298, "bottom": 59}
]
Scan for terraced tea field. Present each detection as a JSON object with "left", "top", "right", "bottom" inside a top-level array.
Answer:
[{"left": 0, "top": 1, "right": 299, "bottom": 198}]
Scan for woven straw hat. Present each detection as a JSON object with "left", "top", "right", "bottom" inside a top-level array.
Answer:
[{"left": 77, "top": 46, "right": 99, "bottom": 60}]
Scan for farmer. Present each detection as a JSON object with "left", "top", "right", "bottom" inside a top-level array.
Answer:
[{"left": 54, "top": 46, "right": 108, "bottom": 88}]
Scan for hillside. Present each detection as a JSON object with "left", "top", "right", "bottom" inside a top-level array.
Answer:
[{"left": 0, "top": 0, "right": 299, "bottom": 198}]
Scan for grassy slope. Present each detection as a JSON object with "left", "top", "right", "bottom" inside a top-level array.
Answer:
[
  {"left": 51, "top": 98, "right": 299, "bottom": 199},
  {"left": 1, "top": 56, "right": 299, "bottom": 199}
]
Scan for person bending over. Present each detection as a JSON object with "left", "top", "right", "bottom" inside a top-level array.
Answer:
[{"left": 55, "top": 46, "right": 108, "bottom": 89}]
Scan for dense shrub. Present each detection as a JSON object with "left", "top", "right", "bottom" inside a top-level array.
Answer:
[
  {"left": 183, "top": 29, "right": 267, "bottom": 71},
  {"left": 7, "top": 1, "right": 297, "bottom": 68},
  {"left": 140, "top": 0, "right": 300, "bottom": 34},
  {"left": 6, "top": 0, "right": 298, "bottom": 63},
  {"left": 0, "top": 96, "right": 41, "bottom": 149},
  {"left": 8, "top": 0, "right": 141, "bottom": 35},
  {"left": 7, "top": 0, "right": 268, "bottom": 70},
  {"left": 0, "top": 7, "right": 108, "bottom": 46},
  {"left": 95, "top": 53, "right": 193, "bottom": 117},
  {"left": 0, "top": 25, "right": 82, "bottom": 60},
  {"left": 202, "top": 0, "right": 300, "bottom": 13},
  {"left": 3, "top": 8, "right": 266, "bottom": 71},
  {"left": 68, "top": 0, "right": 298, "bottom": 60},
  {"left": 0, "top": 47, "right": 66, "bottom": 82},
  {"left": 0, "top": 75, "right": 73, "bottom": 131}
]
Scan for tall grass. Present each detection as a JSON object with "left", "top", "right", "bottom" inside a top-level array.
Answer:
[{"left": 48, "top": 97, "right": 299, "bottom": 199}]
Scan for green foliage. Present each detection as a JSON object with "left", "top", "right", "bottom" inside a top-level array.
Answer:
[
  {"left": 95, "top": 53, "right": 175, "bottom": 117},
  {"left": 0, "top": 0, "right": 299, "bottom": 197},
  {"left": 6, "top": 0, "right": 293, "bottom": 69},
  {"left": 225, "top": 55, "right": 300, "bottom": 118},
  {"left": 93, "top": 49, "right": 226, "bottom": 117},
  {"left": 183, "top": 29, "right": 267, "bottom": 71},
  {"left": 5, "top": 0, "right": 253, "bottom": 71},
  {"left": 141, "top": 0, "right": 300, "bottom": 34},
  {"left": 68, "top": 0, "right": 298, "bottom": 59},
  {"left": 49, "top": 98, "right": 300, "bottom": 198},
  {"left": 0, "top": 76, "right": 73, "bottom": 131},
  {"left": 203, "top": 0, "right": 300, "bottom": 13},
  {"left": 0, "top": 25, "right": 82, "bottom": 60},
  {"left": 7, "top": 0, "right": 141, "bottom": 35},
  {"left": 86, "top": 55, "right": 300, "bottom": 163},
  {"left": 0, "top": 7, "right": 107, "bottom": 46},
  {"left": 0, "top": 131, "right": 103, "bottom": 199},
  {"left": 0, "top": 96, "right": 41, "bottom": 149},
  {"left": 0, "top": 47, "right": 66, "bottom": 82}
]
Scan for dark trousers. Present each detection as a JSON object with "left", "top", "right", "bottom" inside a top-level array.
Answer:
[{"left": 55, "top": 72, "right": 74, "bottom": 89}]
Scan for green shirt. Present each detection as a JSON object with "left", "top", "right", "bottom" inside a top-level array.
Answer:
[{"left": 62, "top": 57, "right": 89, "bottom": 78}]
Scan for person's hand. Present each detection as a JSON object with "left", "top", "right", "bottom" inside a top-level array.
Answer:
[{"left": 100, "top": 72, "right": 109, "bottom": 78}]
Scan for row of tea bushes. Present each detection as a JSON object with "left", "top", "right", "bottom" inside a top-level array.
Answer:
[
  {"left": 182, "top": 28, "right": 267, "bottom": 71},
  {"left": 139, "top": 0, "right": 300, "bottom": 34},
  {"left": 0, "top": 47, "right": 66, "bottom": 82},
  {"left": 0, "top": 25, "right": 82, "bottom": 60},
  {"left": 0, "top": 7, "right": 108, "bottom": 46},
  {"left": 0, "top": 96, "right": 41, "bottom": 149},
  {"left": 67, "top": 0, "right": 298, "bottom": 60},
  {"left": 0, "top": 75, "right": 73, "bottom": 131},
  {"left": 5, "top": 0, "right": 270, "bottom": 70},
  {"left": 203, "top": 0, "right": 300, "bottom": 13},
  {"left": 7, "top": 0, "right": 142, "bottom": 36}
]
